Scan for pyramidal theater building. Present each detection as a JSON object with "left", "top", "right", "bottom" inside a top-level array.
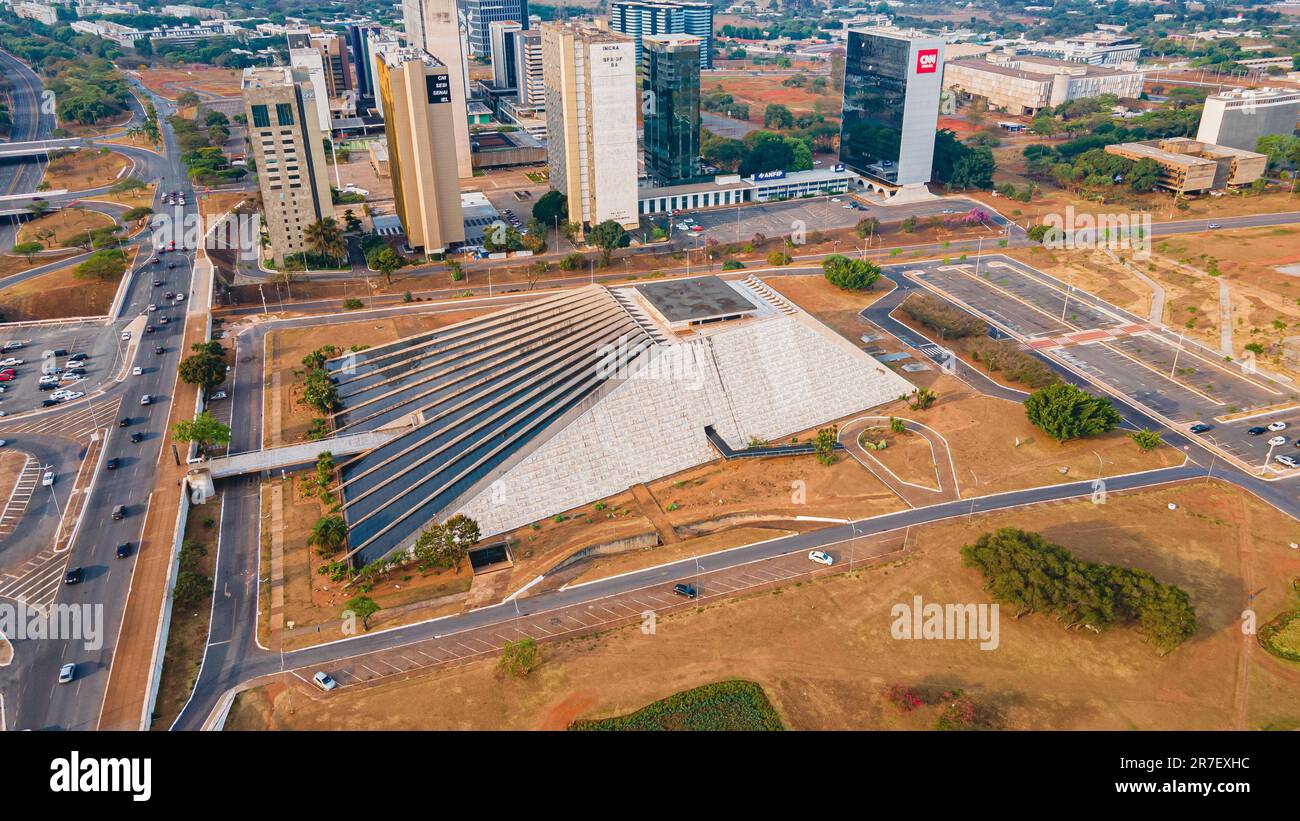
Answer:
[{"left": 326, "top": 276, "right": 914, "bottom": 565}]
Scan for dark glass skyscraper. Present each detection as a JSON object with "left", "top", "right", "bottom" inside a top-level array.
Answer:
[
  {"left": 838, "top": 29, "right": 945, "bottom": 188},
  {"left": 644, "top": 33, "right": 702, "bottom": 185}
]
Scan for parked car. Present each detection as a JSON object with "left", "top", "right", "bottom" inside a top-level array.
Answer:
[
  {"left": 1275, "top": 453, "right": 1299, "bottom": 469},
  {"left": 673, "top": 582, "right": 698, "bottom": 599},
  {"left": 1247, "top": 427, "right": 1267, "bottom": 436},
  {"left": 0, "top": 357, "right": 23, "bottom": 367},
  {"left": 209, "top": 391, "right": 227, "bottom": 400},
  {"left": 808, "top": 550, "right": 834, "bottom": 566},
  {"left": 1269, "top": 435, "right": 1288, "bottom": 447},
  {"left": 68, "top": 353, "right": 88, "bottom": 362},
  {"left": 1189, "top": 423, "right": 1213, "bottom": 434},
  {"left": 1268, "top": 421, "right": 1288, "bottom": 432},
  {"left": 41, "top": 470, "right": 54, "bottom": 487},
  {"left": 312, "top": 671, "right": 339, "bottom": 691}
]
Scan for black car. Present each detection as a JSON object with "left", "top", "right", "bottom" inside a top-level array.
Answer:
[
  {"left": 1248, "top": 427, "right": 1267, "bottom": 436},
  {"left": 673, "top": 583, "right": 698, "bottom": 599},
  {"left": 106, "top": 457, "right": 118, "bottom": 470},
  {"left": 116, "top": 542, "right": 131, "bottom": 559},
  {"left": 130, "top": 432, "right": 143, "bottom": 443},
  {"left": 145, "top": 325, "right": 155, "bottom": 334},
  {"left": 64, "top": 567, "right": 83, "bottom": 585},
  {"left": 68, "top": 353, "right": 88, "bottom": 362},
  {"left": 1189, "top": 423, "right": 1213, "bottom": 434},
  {"left": 153, "top": 345, "right": 164, "bottom": 354},
  {"left": 119, "top": 416, "right": 130, "bottom": 427},
  {"left": 42, "top": 398, "right": 60, "bottom": 407},
  {"left": 167, "top": 262, "right": 176, "bottom": 269}
]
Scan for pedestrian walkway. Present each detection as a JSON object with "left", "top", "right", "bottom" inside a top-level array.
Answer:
[{"left": 0, "top": 456, "right": 38, "bottom": 540}]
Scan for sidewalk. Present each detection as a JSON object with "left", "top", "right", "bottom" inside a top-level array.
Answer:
[{"left": 97, "top": 312, "right": 207, "bottom": 730}]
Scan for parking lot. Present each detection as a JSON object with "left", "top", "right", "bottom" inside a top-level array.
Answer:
[
  {"left": 903, "top": 255, "right": 1300, "bottom": 471},
  {"left": 0, "top": 321, "right": 127, "bottom": 419},
  {"left": 668, "top": 196, "right": 868, "bottom": 244}
]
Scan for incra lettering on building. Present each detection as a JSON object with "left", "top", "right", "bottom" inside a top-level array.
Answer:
[{"left": 916, "top": 49, "right": 938, "bottom": 74}]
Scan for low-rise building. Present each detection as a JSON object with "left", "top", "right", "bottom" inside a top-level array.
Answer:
[
  {"left": 1027, "top": 32, "right": 1142, "bottom": 66},
  {"left": 637, "top": 165, "right": 859, "bottom": 215},
  {"left": 943, "top": 54, "right": 1144, "bottom": 115},
  {"left": 15, "top": 2, "right": 59, "bottom": 25},
  {"left": 1104, "top": 138, "right": 1266, "bottom": 193},
  {"left": 1196, "top": 87, "right": 1300, "bottom": 153}
]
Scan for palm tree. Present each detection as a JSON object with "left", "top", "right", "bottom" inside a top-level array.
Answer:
[
  {"left": 309, "top": 515, "right": 348, "bottom": 556},
  {"left": 304, "top": 217, "right": 345, "bottom": 267}
]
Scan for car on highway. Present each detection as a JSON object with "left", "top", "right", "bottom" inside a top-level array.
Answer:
[
  {"left": 1268, "top": 421, "right": 1288, "bottom": 432},
  {"left": 119, "top": 416, "right": 130, "bottom": 427},
  {"left": 159, "top": 317, "right": 169, "bottom": 325},
  {"left": 154, "top": 346, "right": 165, "bottom": 354},
  {"left": 116, "top": 542, "right": 131, "bottom": 559},
  {"left": 145, "top": 325, "right": 155, "bottom": 334},
  {"left": 313, "top": 672, "right": 339, "bottom": 691},
  {"left": 673, "top": 582, "right": 698, "bottom": 599},
  {"left": 210, "top": 390, "right": 227, "bottom": 400},
  {"left": 1248, "top": 427, "right": 1267, "bottom": 436},
  {"left": 106, "top": 457, "right": 118, "bottom": 470},
  {"left": 1275, "top": 453, "right": 1299, "bottom": 469},
  {"left": 140, "top": 394, "right": 152, "bottom": 405},
  {"left": 808, "top": 550, "right": 834, "bottom": 566},
  {"left": 1268, "top": 435, "right": 1287, "bottom": 447},
  {"left": 63, "top": 567, "right": 81, "bottom": 585},
  {"left": 1208, "top": 223, "right": 1221, "bottom": 229},
  {"left": 0, "top": 440, "right": 6, "bottom": 447},
  {"left": 121, "top": 331, "right": 132, "bottom": 341},
  {"left": 41, "top": 470, "right": 54, "bottom": 486},
  {"left": 112, "top": 505, "right": 126, "bottom": 520},
  {"left": 130, "top": 432, "right": 143, "bottom": 443},
  {"left": 154, "top": 279, "right": 164, "bottom": 286},
  {"left": 58, "top": 663, "right": 76, "bottom": 684},
  {"left": 1189, "top": 423, "right": 1213, "bottom": 434},
  {"left": 148, "top": 304, "right": 158, "bottom": 312},
  {"left": 133, "top": 366, "right": 143, "bottom": 376}
]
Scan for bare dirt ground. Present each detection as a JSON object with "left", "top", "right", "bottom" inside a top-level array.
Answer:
[
  {"left": 41, "top": 149, "right": 131, "bottom": 192},
  {"left": 764, "top": 273, "right": 891, "bottom": 340},
  {"left": 16, "top": 208, "right": 116, "bottom": 248},
  {"left": 57, "top": 111, "right": 133, "bottom": 139},
  {"left": 226, "top": 480, "right": 1300, "bottom": 731},
  {"left": 705, "top": 73, "right": 841, "bottom": 124},
  {"left": 134, "top": 67, "right": 243, "bottom": 101},
  {"left": 0, "top": 258, "right": 125, "bottom": 321}
]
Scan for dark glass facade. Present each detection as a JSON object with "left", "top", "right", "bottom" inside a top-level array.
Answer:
[
  {"left": 838, "top": 30, "right": 910, "bottom": 184},
  {"left": 644, "top": 37, "right": 701, "bottom": 185}
]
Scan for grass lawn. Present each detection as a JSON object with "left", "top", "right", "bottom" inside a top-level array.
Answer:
[{"left": 570, "top": 680, "right": 784, "bottom": 730}]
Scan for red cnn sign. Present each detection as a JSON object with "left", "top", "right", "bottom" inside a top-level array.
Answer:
[{"left": 916, "top": 49, "right": 939, "bottom": 74}]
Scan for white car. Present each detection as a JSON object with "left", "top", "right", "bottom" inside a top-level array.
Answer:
[
  {"left": 1275, "top": 453, "right": 1299, "bottom": 469},
  {"left": 808, "top": 550, "right": 834, "bottom": 567},
  {"left": 60, "top": 372, "right": 83, "bottom": 382},
  {"left": 140, "top": 394, "right": 152, "bottom": 405},
  {"left": 41, "top": 470, "right": 54, "bottom": 487},
  {"left": 58, "top": 663, "right": 76, "bottom": 684},
  {"left": 50, "top": 389, "right": 72, "bottom": 400},
  {"left": 313, "top": 671, "right": 338, "bottom": 691},
  {"left": 0, "top": 358, "right": 23, "bottom": 367},
  {"left": 148, "top": 304, "right": 158, "bottom": 312},
  {"left": 1267, "top": 421, "right": 1288, "bottom": 432},
  {"left": 0, "top": 440, "right": 6, "bottom": 447},
  {"left": 64, "top": 391, "right": 84, "bottom": 401},
  {"left": 121, "top": 331, "right": 132, "bottom": 341},
  {"left": 1268, "top": 435, "right": 1288, "bottom": 447},
  {"left": 133, "top": 366, "right": 143, "bottom": 376}
]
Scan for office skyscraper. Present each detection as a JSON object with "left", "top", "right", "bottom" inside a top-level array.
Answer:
[
  {"left": 463, "top": 0, "right": 529, "bottom": 58},
  {"left": 838, "top": 28, "right": 944, "bottom": 190},
  {"left": 513, "top": 28, "right": 544, "bottom": 108},
  {"left": 241, "top": 66, "right": 333, "bottom": 267},
  {"left": 401, "top": 0, "right": 473, "bottom": 177},
  {"left": 489, "top": 19, "right": 523, "bottom": 89},
  {"left": 610, "top": 0, "right": 713, "bottom": 69},
  {"left": 375, "top": 46, "right": 466, "bottom": 255},
  {"left": 542, "top": 22, "right": 639, "bottom": 230},
  {"left": 348, "top": 24, "right": 381, "bottom": 100},
  {"left": 643, "top": 33, "right": 702, "bottom": 185}
]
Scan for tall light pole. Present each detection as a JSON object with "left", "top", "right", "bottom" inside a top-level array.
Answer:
[{"left": 1169, "top": 327, "right": 1187, "bottom": 379}]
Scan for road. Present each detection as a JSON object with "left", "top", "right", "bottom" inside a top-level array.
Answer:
[
  {"left": 0, "top": 73, "right": 205, "bottom": 731},
  {"left": 0, "top": 48, "right": 56, "bottom": 257}
]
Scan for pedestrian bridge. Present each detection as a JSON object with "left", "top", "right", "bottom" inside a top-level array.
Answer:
[{"left": 197, "top": 430, "right": 402, "bottom": 479}]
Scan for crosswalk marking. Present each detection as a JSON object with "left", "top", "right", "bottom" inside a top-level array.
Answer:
[
  {"left": 0, "top": 457, "right": 39, "bottom": 539},
  {"left": 0, "top": 396, "right": 122, "bottom": 440}
]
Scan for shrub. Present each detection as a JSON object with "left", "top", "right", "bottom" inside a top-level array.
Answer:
[{"left": 898, "top": 293, "right": 984, "bottom": 338}]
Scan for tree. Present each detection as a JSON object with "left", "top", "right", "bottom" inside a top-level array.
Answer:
[
  {"left": 315, "top": 451, "right": 335, "bottom": 489},
  {"left": 309, "top": 515, "right": 348, "bottom": 556},
  {"left": 587, "top": 219, "right": 629, "bottom": 267},
  {"left": 532, "top": 189, "right": 568, "bottom": 226},
  {"left": 854, "top": 217, "right": 880, "bottom": 239},
  {"left": 498, "top": 637, "right": 540, "bottom": 677},
  {"left": 178, "top": 345, "right": 226, "bottom": 389},
  {"left": 12, "top": 240, "right": 42, "bottom": 261},
  {"left": 342, "top": 208, "right": 362, "bottom": 233},
  {"left": 176, "top": 90, "right": 200, "bottom": 107},
  {"left": 303, "top": 217, "right": 345, "bottom": 264},
  {"left": 172, "top": 410, "right": 231, "bottom": 450},
  {"left": 813, "top": 425, "right": 838, "bottom": 465},
  {"left": 108, "top": 175, "right": 146, "bottom": 195},
  {"left": 174, "top": 571, "right": 213, "bottom": 607},
  {"left": 345, "top": 595, "right": 380, "bottom": 630},
  {"left": 822, "top": 254, "right": 881, "bottom": 291},
  {"left": 413, "top": 514, "right": 480, "bottom": 570},
  {"left": 1128, "top": 158, "right": 1161, "bottom": 193},
  {"left": 1023, "top": 383, "right": 1122, "bottom": 442},
  {"left": 905, "top": 387, "right": 937, "bottom": 411},
  {"left": 302, "top": 369, "right": 341, "bottom": 414},
  {"left": 1130, "top": 428, "right": 1162, "bottom": 452},
  {"left": 372, "top": 246, "right": 401, "bottom": 284},
  {"left": 763, "top": 103, "right": 794, "bottom": 129}
]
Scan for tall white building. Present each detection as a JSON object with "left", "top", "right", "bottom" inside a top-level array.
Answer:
[
  {"left": 542, "top": 22, "right": 639, "bottom": 230},
  {"left": 402, "top": 0, "right": 473, "bottom": 177},
  {"left": 513, "top": 28, "right": 545, "bottom": 109},
  {"left": 288, "top": 48, "right": 332, "bottom": 135},
  {"left": 1196, "top": 87, "right": 1300, "bottom": 153},
  {"left": 489, "top": 19, "right": 523, "bottom": 89}
]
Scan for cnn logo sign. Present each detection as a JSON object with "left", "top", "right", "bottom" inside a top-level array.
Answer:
[{"left": 916, "top": 49, "right": 938, "bottom": 74}]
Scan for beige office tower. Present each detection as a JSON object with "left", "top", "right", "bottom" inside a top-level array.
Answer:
[
  {"left": 401, "top": 0, "right": 473, "bottom": 178},
  {"left": 541, "top": 22, "right": 639, "bottom": 230},
  {"left": 241, "top": 66, "right": 333, "bottom": 267},
  {"left": 376, "top": 47, "right": 465, "bottom": 255}
]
